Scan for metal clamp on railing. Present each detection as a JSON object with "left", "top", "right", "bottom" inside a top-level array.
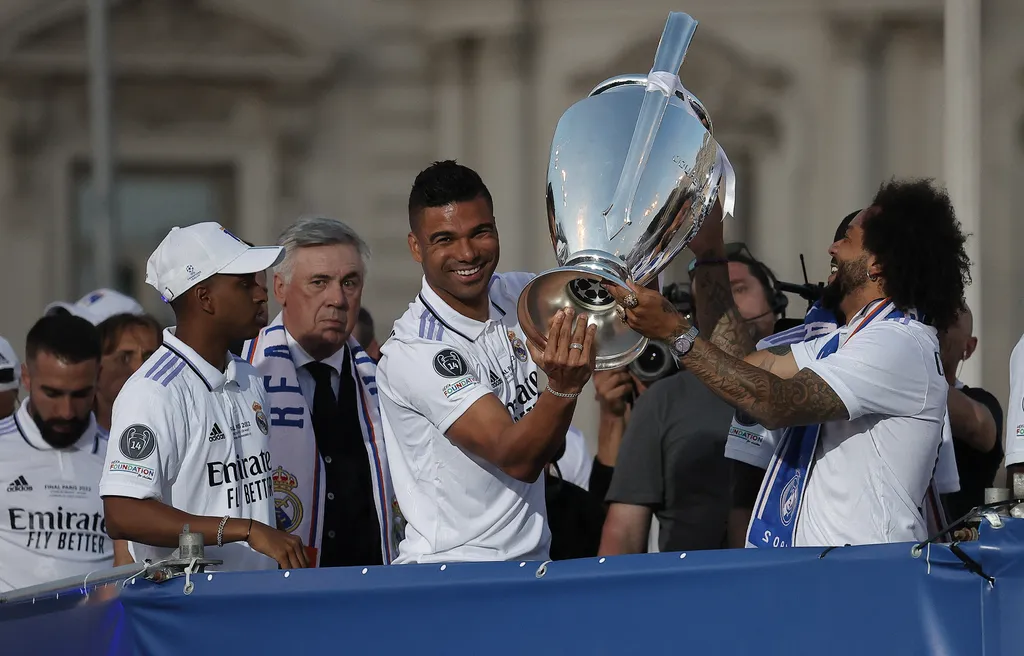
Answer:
[
  {"left": 0, "top": 525, "right": 223, "bottom": 605},
  {"left": 143, "top": 524, "right": 222, "bottom": 588}
]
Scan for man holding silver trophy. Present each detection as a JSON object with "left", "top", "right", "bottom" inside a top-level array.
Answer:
[
  {"left": 518, "top": 11, "right": 971, "bottom": 549},
  {"left": 376, "top": 161, "right": 597, "bottom": 564}
]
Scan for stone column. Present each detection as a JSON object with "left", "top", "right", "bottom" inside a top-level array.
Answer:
[
  {"left": 831, "top": 19, "right": 885, "bottom": 214},
  {"left": 472, "top": 32, "right": 531, "bottom": 273},
  {"left": 944, "top": 0, "right": 982, "bottom": 385},
  {"left": 435, "top": 39, "right": 470, "bottom": 162}
]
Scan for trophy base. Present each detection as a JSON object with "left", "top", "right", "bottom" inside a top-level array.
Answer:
[{"left": 517, "top": 263, "right": 650, "bottom": 371}]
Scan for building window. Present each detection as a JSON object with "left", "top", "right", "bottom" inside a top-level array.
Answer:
[{"left": 72, "top": 164, "right": 236, "bottom": 324}]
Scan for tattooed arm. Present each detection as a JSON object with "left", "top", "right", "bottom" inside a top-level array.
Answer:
[
  {"left": 684, "top": 200, "right": 758, "bottom": 360},
  {"left": 681, "top": 338, "right": 849, "bottom": 431},
  {"left": 743, "top": 344, "right": 800, "bottom": 380},
  {"left": 690, "top": 262, "right": 758, "bottom": 360}
]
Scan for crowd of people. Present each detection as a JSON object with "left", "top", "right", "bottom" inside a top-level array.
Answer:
[{"left": 0, "top": 158, "right": 1020, "bottom": 591}]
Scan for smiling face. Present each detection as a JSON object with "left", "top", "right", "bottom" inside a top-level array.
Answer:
[
  {"left": 408, "top": 195, "right": 500, "bottom": 315},
  {"left": 275, "top": 243, "right": 364, "bottom": 361},
  {"left": 823, "top": 208, "right": 877, "bottom": 307}
]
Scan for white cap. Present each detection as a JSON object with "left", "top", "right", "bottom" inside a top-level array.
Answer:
[
  {"left": 0, "top": 336, "right": 19, "bottom": 392},
  {"left": 44, "top": 289, "right": 145, "bottom": 326},
  {"left": 146, "top": 222, "right": 284, "bottom": 302}
]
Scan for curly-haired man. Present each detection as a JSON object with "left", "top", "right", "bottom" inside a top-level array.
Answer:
[{"left": 606, "top": 179, "right": 971, "bottom": 548}]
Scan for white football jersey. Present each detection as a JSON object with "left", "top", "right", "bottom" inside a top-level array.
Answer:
[
  {"left": 378, "top": 273, "right": 550, "bottom": 563},
  {"left": 0, "top": 401, "right": 111, "bottom": 592},
  {"left": 99, "top": 328, "right": 276, "bottom": 571},
  {"left": 786, "top": 312, "right": 948, "bottom": 546},
  {"left": 1006, "top": 334, "right": 1024, "bottom": 467}
]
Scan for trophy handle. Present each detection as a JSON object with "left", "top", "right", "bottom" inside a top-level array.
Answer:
[{"left": 602, "top": 12, "right": 698, "bottom": 241}]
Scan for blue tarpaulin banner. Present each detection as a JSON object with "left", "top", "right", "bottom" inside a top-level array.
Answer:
[{"left": 2, "top": 519, "right": 1022, "bottom": 655}]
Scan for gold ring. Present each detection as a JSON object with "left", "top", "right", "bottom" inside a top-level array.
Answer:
[
  {"left": 616, "top": 305, "right": 628, "bottom": 323},
  {"left": 622, "top": 292, "right": 639, "bottom": 309}
]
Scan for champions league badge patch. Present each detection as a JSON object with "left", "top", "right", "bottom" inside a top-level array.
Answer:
[
  {"left": 272, "top": 467, "right": 303, "bottom": 534},
  {"left": 253, "top": 401, "right": 269, "bottom": 435},
  {"left": 507, "top": 330, "right": 528, "bottom": 363},
  {"left": 119, "top": 424, "right": 156, "bottom": 461},
  {"left": 433, "top": 349, "right": 468, "bottom": 378}
]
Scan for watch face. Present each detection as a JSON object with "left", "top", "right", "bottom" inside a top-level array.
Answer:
[{"left": 672, "top": 327, "right": 696, "bottom": 356}]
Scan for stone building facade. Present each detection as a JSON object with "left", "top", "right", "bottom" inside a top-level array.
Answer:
[{"left": 0, "top": 0, "right": 1020, "bottom": 448}]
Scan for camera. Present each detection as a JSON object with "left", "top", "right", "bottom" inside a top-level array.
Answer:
[{"left": 628, "top": 283, "right": 693, "bottom": 384}]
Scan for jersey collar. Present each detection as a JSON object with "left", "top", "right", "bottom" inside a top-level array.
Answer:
[
  {"left": 417, "top": 276, "right": 508, "bottom": 342},
  {"left": 162, "top": 328, "right": 240, "bottom": 390},
  {"left": 13, "top": 398, "right": 100, "bottom": 453}
]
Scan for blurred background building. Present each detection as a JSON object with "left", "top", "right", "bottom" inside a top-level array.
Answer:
[{"left": 0, "top": 0, "right": 1018, "bottom": 447}]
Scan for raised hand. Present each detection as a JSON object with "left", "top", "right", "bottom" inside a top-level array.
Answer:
[
  {"left": 526, "top": 307, "right": 597, "bottom": 395},
  {"left": 593, "top": 368, "right": 634, "bottom": 416},
  {"left": 602, "top": 280, "right": 689, "bottom": 342}
]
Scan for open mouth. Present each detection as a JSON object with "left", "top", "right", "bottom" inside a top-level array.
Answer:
[{"left": 830, "top": 261, "right": 838, "bottom": 276}]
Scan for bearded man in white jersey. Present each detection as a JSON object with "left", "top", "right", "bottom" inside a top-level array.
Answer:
[
  {"left": 377, "top": 160, "right": 597, "bottom": 563},
  {"left": 607, "top": 179, "right": 971, "bottom": 547},
  {"left": 0, "top": 314, "right": 111, "bottom": 591}
]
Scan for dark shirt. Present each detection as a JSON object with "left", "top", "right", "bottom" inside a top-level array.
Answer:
[
  {"left": 545, "top": 472, "right": 607, "bottom": 561},
  {"left": 942, "top": 385, "right": 1004, "bottom": 521},
  {"left": 606, "top": 371, "right": 733, "bottom": 551}
]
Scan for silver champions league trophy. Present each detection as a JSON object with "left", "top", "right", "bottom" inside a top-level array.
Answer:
[{"left": 517, "top": 12, "right": 735, "bottom": 370}]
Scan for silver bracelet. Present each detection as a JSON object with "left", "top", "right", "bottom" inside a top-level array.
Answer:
[
  {"left": 545, "top": 384, "right": 580, "bottom": 399},
  {"left": 216, "top": 515, "right": 230, "bottom": 547}
]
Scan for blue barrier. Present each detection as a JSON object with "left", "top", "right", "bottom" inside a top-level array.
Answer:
[{"left": 2, "top": 519, "right": 1021, "bottom": 655}]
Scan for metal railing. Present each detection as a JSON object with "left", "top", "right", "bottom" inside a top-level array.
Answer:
[{"left": 0, "top": 525, "right": 222, "bottom": 607}]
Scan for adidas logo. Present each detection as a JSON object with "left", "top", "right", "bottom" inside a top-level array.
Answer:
[
  {"left": 7, "top": 475, "right": 32, "bottom": 492},
  {"left": 208, "top": 423, "right": 226, "bottom": 442}
]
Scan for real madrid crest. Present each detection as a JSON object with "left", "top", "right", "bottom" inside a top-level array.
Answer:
[
  {"left": 507, "top": 330, "right": 528, "bottom": 363},
  {"left": 272, "top": 466, "right": 303, "bottom": 534},
  {"left": 253, "top": 401, "right": 269, "bottom": 435}
]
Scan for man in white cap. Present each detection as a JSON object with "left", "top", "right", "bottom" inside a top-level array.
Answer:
[
  {"left": 99, "top": 222, "right": 308, "bottom": 571},
  {"left": 45, "top": 289, "right": 145, "bottom": 326},
  {"left": 0, "top": 336, "right": 19, "bottom": 419}
]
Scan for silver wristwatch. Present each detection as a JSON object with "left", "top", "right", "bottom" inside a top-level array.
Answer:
[{"left": 668, "top": 325, "right": 699, "bottom": 358}]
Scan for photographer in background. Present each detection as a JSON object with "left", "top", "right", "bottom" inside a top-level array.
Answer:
[{"left": 599, "top": 246, "right": 785, "bottom": 554}]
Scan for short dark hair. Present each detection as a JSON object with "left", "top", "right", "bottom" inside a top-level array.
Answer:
[
  {"left": 25, "top": 314, "right": 101, "bottom": 364},
  {"left": 97, "top": 313, "right": 162, "bottom": 356},
  {"left": 408, "top": 160, "right": 493, "bottom": 231},
  {"left": 862, "top": 179, "right": 971, "bottom": 331},
  {"left": 354, "top": 307, "right": 375, "bottom": 349},
  {"left": 835, "top": 209, "right": 861, "bottom": 244}
]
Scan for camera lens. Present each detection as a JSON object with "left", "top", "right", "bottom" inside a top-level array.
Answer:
[{"left": 629, "top": 342, "right": 676, "bottom": 383}]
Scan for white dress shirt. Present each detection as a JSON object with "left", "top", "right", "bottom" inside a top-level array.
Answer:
[{"left": 284, "top": 330, "right": 347, "bottom": 406}]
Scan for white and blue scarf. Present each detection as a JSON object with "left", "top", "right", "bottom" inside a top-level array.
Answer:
[
  {"left": 748, "top": 299, "right": 917, "bottom": 548},
  {"left": 244, "top": 314, "right": 401, "bottom": 565}
]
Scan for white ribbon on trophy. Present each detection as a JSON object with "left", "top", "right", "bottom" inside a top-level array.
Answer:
[{"left": 646, "top": 71, "right": 736, "bottom": 219}]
